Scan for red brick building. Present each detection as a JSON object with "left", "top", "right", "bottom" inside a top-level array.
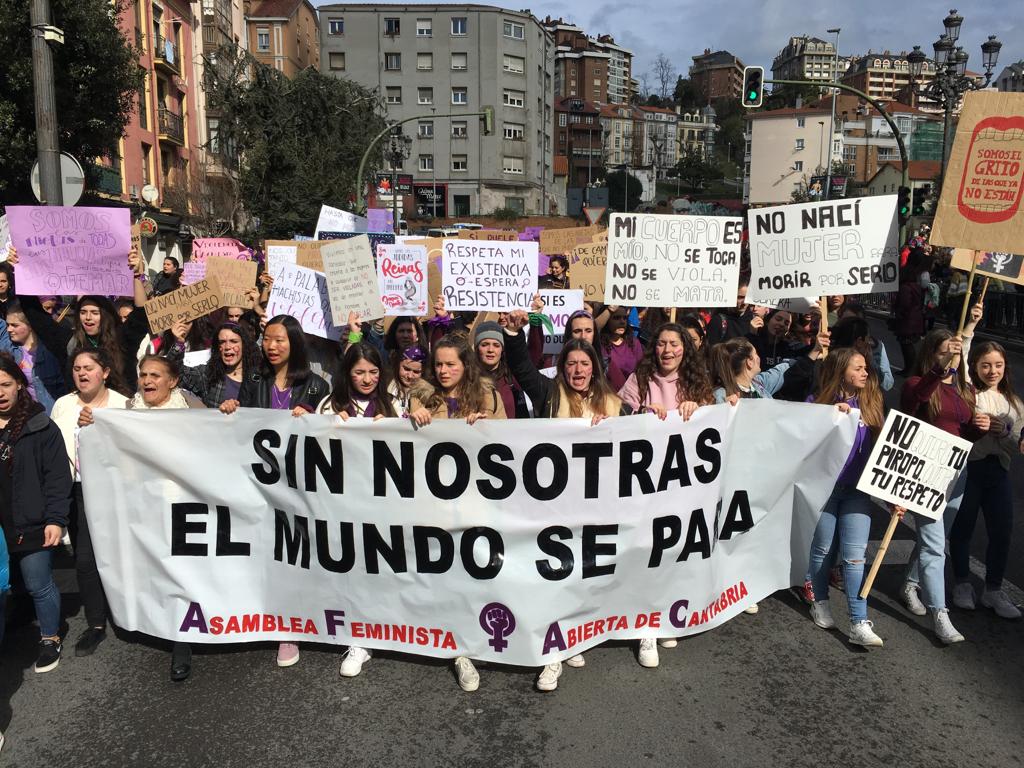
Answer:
[{"left": 689, "top": 49, "right": 745, "bottom": 102}]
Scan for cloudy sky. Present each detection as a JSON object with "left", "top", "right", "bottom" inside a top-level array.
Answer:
[{"left": 315, "top": 1, "right": 1016, "bottom": 84}]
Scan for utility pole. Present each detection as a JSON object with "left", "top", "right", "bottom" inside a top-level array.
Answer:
[{"left": 30, "top": 0, "right": 63, "bottom": 205}]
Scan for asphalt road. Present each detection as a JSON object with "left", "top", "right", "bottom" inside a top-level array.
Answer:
[{"left": 1, "top": 322, "right": 1022, "bottom": 768}]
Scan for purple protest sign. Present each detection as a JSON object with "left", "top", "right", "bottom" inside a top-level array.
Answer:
[
  {"left": 6, "top": 206, "right": 133, "bottom": 296},
  {"left": 367, "top": 209, "right": 393, "bottom": 234},
  {"left": 521, "top": 226, "right": 543, "bottom": 241}
]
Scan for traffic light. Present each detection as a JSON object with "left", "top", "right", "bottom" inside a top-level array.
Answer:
[
  {"left": 897, "top": 185, "right": 912, "bottom": 226},
  {"left": 913, "top": 184, "right": 930, "bottom": 215},
  {"left": 741, "top": 66, "right": 764, "bottom": 108},
  {"left": 482, "top": 106, "right": 494, "bottom": 136}
]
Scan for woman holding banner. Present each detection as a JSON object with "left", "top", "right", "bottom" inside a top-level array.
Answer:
[
  {"left": 949, "top": 341, "right": 1024, "bottom": 619},
  {"left": 51, "top": 349, "right": 130, "bottom": 656},
  {"left": 407, "top": 335, "right": 506, "bottom": 692},
  {"left": 388, "top": 346, "right": 426, "bottom": 413},
  {"left": 804, "top": 348, "right": 890, "bottom": 646},
  {"left": 165, "top": 321, "right": 261, "bottom": 409},
  {"left": 899, "top": 308, "right": 985, "bottom": 644}
]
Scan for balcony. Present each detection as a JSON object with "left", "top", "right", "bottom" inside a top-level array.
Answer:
[
  {"left": 158, "top": 107, "right": 185, "bottom": 145},
  {"left": 153, "top": 35, "right": 179, "bottom": 74}
]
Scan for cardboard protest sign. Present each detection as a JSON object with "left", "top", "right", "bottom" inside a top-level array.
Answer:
[
  {"left": 403, "top": 237, "right": 445, "bottom": 262},
  {"left": 950, "top": 248, "right": 1024, "bottom": 285},
  {"left": 747, "top": 196, "right": 899, "bottom": 300},
  {"left": 856, "top": 410, "right": 971, "bottom": 520},
  {"left": 367, "top": 208, "right": 393, "bottom": 233},
  {"left": 313, "top": 204, "right": 367, "bottom": 239},
  {"left": 319, "top": 236, "right": 386, "bottom": 322},
  {"left": 540, "top": 225, "right": 604, "bottom": 255},
  {"left": 181, "top": 261, "right": 207, "bottom": 286},
  {"left": 930, "top": 92, "right": 1024, "bottom": 254},
  {"left": 266, "top": 262, "right": 341, "bottom": 340},
  {"left": 318, "top": 231, "right": 395, "bottom": 255},
  {"left": 265, "top": 240, "right": 326, "bottom": 274},
  {"left": 377, "top": 244, "right": 428, "bottom": 316},
  {"left": 569, "top": 240, "right": 607, "bottom": 300},
  {"left": 606, "top": 214, "right": 742, "bottom": 307},
  {"left": 6, "top": 206, "right": 133, "bottom": 296},
  {"left": 205, "top": 256, "right": 257, "bottom": 309},
  {"left": 457, "top": 229, "right": 518, "bottom": 241},
  {"left": 130, "top": 222, "right": 141, "bottom": 255},
  {"left": 539, "top": 289, "right": 585, "bottom": 354},
  {"left": 441, "top": 240, "right": 539, "bottom": 312},
  {"left": 191, "top": 238, "right": 248, "bottom": 262},
  {"left": 144, "top": 277, "right": 223, "bottom": 334}
]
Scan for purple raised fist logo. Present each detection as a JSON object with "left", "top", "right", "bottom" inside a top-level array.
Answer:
[{"left": 479, "top": 602, "right": 516, "bottom": 652}]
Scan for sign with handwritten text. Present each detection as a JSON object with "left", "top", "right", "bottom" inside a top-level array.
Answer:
[
  {"left": 441, "top": 240, "right": 538, "bottom": 312},
  {"left": 319, "top": 236, "right": 386, "bottom": 323},
  {"left": 377, "top": 244, "right": 428, "bottom": 316},
  {"left": 267, "top": 262, "right": 341, "bottom": 340}
]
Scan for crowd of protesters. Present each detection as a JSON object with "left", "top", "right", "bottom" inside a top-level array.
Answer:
[{"left": 0, "top": 224, "right": 1019, "bottom": 710}]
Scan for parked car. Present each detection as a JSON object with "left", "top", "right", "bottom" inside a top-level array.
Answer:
[
  {"left": 426, "top": 227, "right": 460, "bottom": 238},
  {"left": 451, "top": 222, "right": 483, "bottom": 230}
]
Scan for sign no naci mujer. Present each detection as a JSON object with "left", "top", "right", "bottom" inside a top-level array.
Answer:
[{"left": 80, "top": 402, "right": 856, "bottom": 666}]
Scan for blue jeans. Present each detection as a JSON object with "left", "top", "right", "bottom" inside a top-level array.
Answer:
[
  {"left": 16, "top": 549, "right": 61, "bottom": 638},
  {"left": 806, "top": 486, "right": 873, "bottom": 622},
  {"left": 950, "top": 456, "right": 1013, "bottom": 589},
  {"left": 905, "top": 469, "right": 968, "bottom": 611}
]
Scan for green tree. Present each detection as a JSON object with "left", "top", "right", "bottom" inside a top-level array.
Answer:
[
  {"left": 605, "top": 170, "right": 643, "bottom": 212},
  {"left": 0, "top": 0, "right": 143, "bottom": 201},
  {"left": 672, "top": 77, "right": 701, "bottom": 111},
  {"left": 763, "top": 80, "right": 823, "bottom": 110},
  {"left": 670, "top": 147, "right": 721, "bottom": 190},
  {"left": 204, "top": 44, "right": 388, "bottom": 238},
  {"left": 712, "top": 98, "right": 745, "bottom": 157}
]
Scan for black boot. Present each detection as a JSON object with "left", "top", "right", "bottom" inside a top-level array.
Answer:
[
  {"left": 170, "top": 642, "right": 192, "bottom": 682},
  {"left": 75, "top": 627, "right": 106, "bottom": 657}
]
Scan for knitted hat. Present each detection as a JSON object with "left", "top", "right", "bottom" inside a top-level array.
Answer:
[{"left": 474, "top": 321, "right": 505, "bottom": 348}]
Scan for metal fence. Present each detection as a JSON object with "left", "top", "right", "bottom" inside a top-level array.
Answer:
[{"left": 854, "top": 289, "right": 1024, "bottom": 342}]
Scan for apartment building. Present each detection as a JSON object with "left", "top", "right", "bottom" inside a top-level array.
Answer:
[
  {"left": 742, "top": 105, "right": 838, "bottom": 205},
  {"left": 841, "top": 51, "right": 936, "bottom": 104},
  {"left": 995, "top": 61, "right": 1024, "bottom": 92},
  {"left": 689, "top": 49, "right": 745, "bottom": 101},
  {"left": 319, "top": 4, "right": 555, "bottom": 216},
  {"left": 771, "top": 36, "right": 851, "bottom": 90},
  {"left": 593, "top": 35, "right": 633, "bottom": 104},
  {"left": 638, "top": 106, "right": 678, "bottom": 176},
  {"left": 542, "top": 19, "right": 634, "bottom": 105},
  {"left": 194, "top": 0, "right": 246, "bottom": 184},
  {"left": 554, "top": 97, "right": 603, "bottom": 189},
  {"left": 245, "top": 0, "right": 320, "bottom": 76},
  {"left": 677, "top": 108, "right": 717, "bottom": 159},
  {"left": 599, "top": 103, "right": 645, "bottom": 168}
]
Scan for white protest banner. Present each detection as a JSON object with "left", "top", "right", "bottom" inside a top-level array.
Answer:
[
  {"left": 441, "top": 240, "right": 539, "bottom": 312},
  {"left": 267, "top": 262, "right": 341, "bottom": 341},
  {"left": 313, "top": 204, "right": 367, "bottom": 239},
  {"left": 539, "top": 289, "right": 585, "bottom": 354},
  {"left": 605, "top": 214, "right": 742, "bottom": 307},
  {"left": 377, "top": 243, "right": 428, "bottom": 316},
  {"left": 856, "top": 410, "right": 971, "bottom": 520},
  {"left": 80, "top": 401, "right": 856, "bottom": 666},
  {"left": 5, "top": 206, "right": 133, "bottom": 296},
  {"left": 747, "top": 196, "right": 899, "bottom": 301},
  {"left": 144, "top": 277, "right": 224, "bottom": 334},
  {"left": 320, "top": 235, "right": 386, "bottom": 322}
]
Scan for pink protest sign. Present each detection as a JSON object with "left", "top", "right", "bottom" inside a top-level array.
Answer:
[
  {"left": 192, "top": 238, "right": 247, "bottom": 262},
  {"left": 6, "top": 206, "right": 133, "bottom": 296}
]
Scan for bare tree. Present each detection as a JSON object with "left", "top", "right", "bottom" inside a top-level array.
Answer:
[
  {"left": 654, "top": 53, "right": 676, "bottom": 101},
  {"left": 637, "top": 70, "right": 651, "bottom": 103},
  {"left": 162, "top": 157, "right": 247, "bottom": 238}
]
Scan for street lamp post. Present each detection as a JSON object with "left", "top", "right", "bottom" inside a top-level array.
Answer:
[
  {"left": 910, "top": 9, "right": 1001, "bottom": 191},
  {"left": 824, "top": 27, "right": 841, "bottom": 200},
  {"left": 386, "top": 127, "right": 412, "bottom": 235}
]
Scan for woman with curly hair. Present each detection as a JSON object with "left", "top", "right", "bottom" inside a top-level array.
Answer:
[
  {"left": 618, "top": 322, "right": 713, "bottom": 422},
  {"left": 164, "top": 321, "right": 261, "bottom": 409}
]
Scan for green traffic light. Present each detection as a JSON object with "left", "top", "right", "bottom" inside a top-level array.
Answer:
[{"left": 748, "top": 91, "right": 757, "bottom": 100}]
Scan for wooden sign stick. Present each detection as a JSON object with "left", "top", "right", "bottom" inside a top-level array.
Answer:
[
  {"left": 978, "top": 276, "right": 991, "bottom": 305},
  {"left": 55, "top": 305, "right": 71, "bottom": 324},
  {"left": 819, "top": 296, "right": 829, "bottom": 359},
  {"left": 669, "top": 307, "right": 677, "bottom": 323},
  {"left": 859, "top": 510, "right": 901, "bottom": 599},
  {"left": 955, "top": 254, "right": 980, "bottom": 336}
]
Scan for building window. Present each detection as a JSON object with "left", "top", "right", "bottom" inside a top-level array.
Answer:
[
  {"left": 417, "top": 87, "right": 433, "bottom": 105},
  {"left": 503, "top": 156, "right": 524, "bottom": 174},
  {"left": 416, "top": 18, "right": 432, "bottom": 36},
  {"left": 793, "top": 161, "right": 803, "bottom": 171},
  {"left": 418, "top": 121, "right": 433, "bottom": 138},
  {"left": 797, "top": 117, "right": 806, "bottom": 127},
  {"left": 558, "top": 113, "right": 567, "bottom": 127},
  {"left": 503, "top": 20, "right": 524, "bottom": 40},
  {"left": 328, "top": 18, "right": 344, "bottom": 35},
  {"left": 503, "top": 123, "right": 525, "bottom": 140},
  {"left": 503, "top": 54, "right": 524, "bottom": 74},
  {"left": 328, "top": 52, "right": 345, "bottom": 70},
  {"left": 795, "top": 139, "right": 805, "bottom": 150},
  {"left": 141, "top": 143, "right": 152, "bottom": 186},
  {"left": 451, "top": 52, "right": 467, "bottom": 70},
  {"left": 452, "top": 155, "right": 468, "bottom": 171},
  {"left": 257, "top": 28, "right": 270, "bottom": 51},
  {"left": 385, "top": 53, "right": 401, "bottom": 71},
  {"left": 451, "top": 87, "right": 468, "bottom": 105},
  {"left": 417, "top": 52, "right": 432, "bottom": 70},
  {"left": 451, "top": 17, "right": 467, "bottom": 35},
  {"left": 384, "top": 18, "right": 400, "bottom": 36},
  {"left": 504, "top": 196, "right": 525, "bottom": 213},
  {"left": 843, "top": 147, "right": 857, "bottom": 160},
  {"left": 419, "top": 155, "right": 433, "bottom": 171},
  {"left": 570, "top": 114, "right": 581, "bottom": 124},
  {"left": 386, "top": 86, "right": 402, "bottom": 104},
  {"left": 503, "top": 89, "right": 524, "bottom": 108},
  {"left": 452, "top": 121, "right": 468, "bottom": 138}
]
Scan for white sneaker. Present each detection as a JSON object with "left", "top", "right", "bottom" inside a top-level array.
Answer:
[
  {"left": 849, "top": 620, "right": 884, "bottom": 647},
  {"left": 454, "top": 657, "right": 480, "bottom": 692},
  {"left": 932, "top": 609, "right": 965, "bottom": 644},
  {"left": 902, "top": 582, "right": 927, "bottom": 616},
  {"left": 809, "top": 600, "right": 835, "bottom": 629},
  {"left": 638, "top": 638, "right": 659, "bottom": 668},
  {"left": 952, "top": 582, "right": 976, "bottom": 610},
  {"left": 744, "top": 603, "right": 759, "bottom": 615},
  {"left": 980, "top": 589, "right": 1022, "bottom": 619},
  {"left": 658, "top": 638, "right": 678, "bottom": 648},
  {"left": 536, "top": 662, "right": 562, "bottom": 692},
  {"left": 564, "top": 653, "right": 586, "bottom": 668},
  {"left": 339, "top": 646, "right": 371, "bottom": 677}
]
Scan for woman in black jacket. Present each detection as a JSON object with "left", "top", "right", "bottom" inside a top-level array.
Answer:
[{"left": 0, "top": 353, "right": 73, "bottom": 673}]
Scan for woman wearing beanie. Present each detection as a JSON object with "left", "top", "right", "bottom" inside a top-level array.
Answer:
[{"left": 474, "top": 320, "right": 528, "bottom": 419}]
